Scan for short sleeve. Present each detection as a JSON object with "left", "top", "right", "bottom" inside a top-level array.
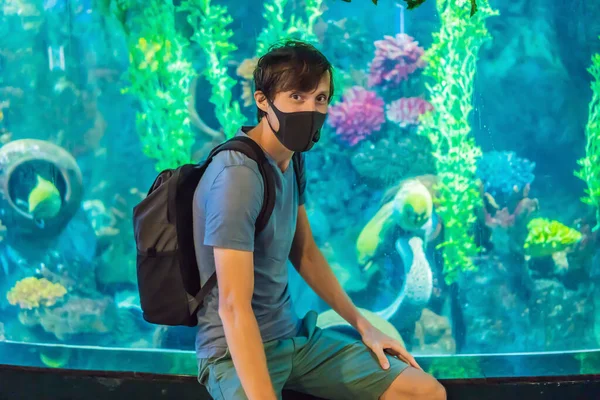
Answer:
[{"left": 203, "top": 165, "right": 264, "bottom": 251}]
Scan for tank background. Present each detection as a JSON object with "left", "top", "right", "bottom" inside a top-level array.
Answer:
[{"left": 0, "top": 0, "right": 599, "bottom": 378}]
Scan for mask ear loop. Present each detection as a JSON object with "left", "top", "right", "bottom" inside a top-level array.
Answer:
[{"left": 264, "top": 98, "right": 279, "bottom": 134}]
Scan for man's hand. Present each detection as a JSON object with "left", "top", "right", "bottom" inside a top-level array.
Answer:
[{"left": 359, "top": 323, "right": 422, "bottom": 371}]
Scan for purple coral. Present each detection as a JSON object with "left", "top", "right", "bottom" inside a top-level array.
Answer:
[
  {"left": 327, "top": 86, "right": 385, "bottom": 146},
  {"left": 368, "top": 33, "right": 426, "bottom": 90},
  {"left": 386, "top": 97, "right": 434, "bottom": 128}
]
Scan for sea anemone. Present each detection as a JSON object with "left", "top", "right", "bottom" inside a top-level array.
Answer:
[
  {"left": 327, "top": 86, "right": 385, "bottom": 147},
  {"left": 368, "top": 33, "right": 426, "bottom": 90},
  {"left": 386, "top": 97, "right": 433, "bottom": 128}
]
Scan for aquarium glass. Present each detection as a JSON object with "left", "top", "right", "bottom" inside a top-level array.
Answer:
[{"left": 1, "top": 0, "right": 600, "bottom": 381}]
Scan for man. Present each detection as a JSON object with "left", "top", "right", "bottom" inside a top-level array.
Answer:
[{"left": 192, "top": 40, "right": 447, "bottom": 400}]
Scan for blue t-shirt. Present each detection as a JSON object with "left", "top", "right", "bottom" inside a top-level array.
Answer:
[{"left": 192, "top": 128, "right": 304, "bottom": 359}]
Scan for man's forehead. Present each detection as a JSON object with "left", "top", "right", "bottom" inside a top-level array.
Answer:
[{"left": 284, "top": 78, "right": 330, "bottom": 94}]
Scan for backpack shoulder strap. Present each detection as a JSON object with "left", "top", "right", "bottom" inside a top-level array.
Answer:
[
  {"left": 292, "top": 152, "right": 306, "bottom": 203},
  {"left": 208, "top": 136, "right": 276, "bottom": 235},
  {"left": 192, "top": 136, "right": 277, "bottom": 311}
]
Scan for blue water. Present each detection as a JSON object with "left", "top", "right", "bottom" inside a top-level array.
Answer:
[{"left": 1, "top": 0, "right": 600, "bottom": 380}]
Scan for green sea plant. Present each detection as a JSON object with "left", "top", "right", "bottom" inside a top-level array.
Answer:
[
  {"left": 255, "top": 0, "right": 323, "bottom": 57},
  {"left": 286, "top": 0, "right": 323, "bottom": 46},
  {"left": 179, "top": 0, "right": 247, "bottom": 140},
  {"left": 575, "top": 40, "right": 600, "bottom": 231},
  {"left": 254, "top": 0, "right": 347, "bottom": 100},
  {"left": 523, "top": 218, "right": 582, "bottom": 258},
  {"left": 112, "top": 0, "right": 332, "bottom": 161},
  {"left": 340, "top": 0, "right": 479, "bottom": 17},
  {"left": 113, "top": 0, "right": 197, "bottom": 172},
  {"left": 255, "top": 0, "right": 291, "bottom": 57},
  {"left": 416, "top": 0, "right": 498, "bottom": 285},
  {"left": 179, "top": 0, "right": 325, "bottom": 139}
]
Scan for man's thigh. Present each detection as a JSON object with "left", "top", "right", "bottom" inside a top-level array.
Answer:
[
  {"left": 198, "top": 342, "right": 295, "bottom": 400},
  {"left": 286, "top": 324, "right": 409, "bottom": 400}
]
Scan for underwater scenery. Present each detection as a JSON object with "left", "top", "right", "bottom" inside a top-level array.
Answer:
[{"left": 1, "top": 0, "right": 600, "bottom": 380}]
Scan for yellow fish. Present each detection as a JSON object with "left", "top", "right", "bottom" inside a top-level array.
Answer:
[{"left": 28, "top": 175, "right": 62, "bottom": 220}]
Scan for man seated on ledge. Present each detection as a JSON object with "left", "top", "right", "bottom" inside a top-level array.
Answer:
[{"left": 192, "top": 39, "right": 447, "bottom": 400}]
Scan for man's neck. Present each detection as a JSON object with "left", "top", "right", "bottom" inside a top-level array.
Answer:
[{"left": 246, "top": 120, "right": 293, "bottom": 172}]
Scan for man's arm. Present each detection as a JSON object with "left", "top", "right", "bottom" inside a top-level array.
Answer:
[
  {"left": 288, "top": 205, "right": 421, "bottom": 371},
  {"left": 288, "top": 205, "right": 370, "bottom": 335},
  {"left": 214, "top": 247, "right": 277, "bottom": 400},
  {"left": 202, "top": 163, "right": 277, "bottom": 399}
]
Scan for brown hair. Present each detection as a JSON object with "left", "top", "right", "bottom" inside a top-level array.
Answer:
[{"left": 253, "top": 40, "right": 335, "bottom": 121}]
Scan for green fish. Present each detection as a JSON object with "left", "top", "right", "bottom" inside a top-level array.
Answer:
[{"left": 28, "top": 175, "right": 62, "bottom": 220}]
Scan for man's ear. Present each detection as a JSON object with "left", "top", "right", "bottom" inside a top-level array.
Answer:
[{"left": 254, "top": 90, "right": 269, "bottom": 113}]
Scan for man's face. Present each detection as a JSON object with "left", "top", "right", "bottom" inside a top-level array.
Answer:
[{"left": 258, "top": 71, "right": 331, "bottom": 132}]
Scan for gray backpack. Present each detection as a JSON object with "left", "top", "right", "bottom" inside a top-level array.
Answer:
[{"left": 132, "top": 135, "right": 304, "bottom": 326}]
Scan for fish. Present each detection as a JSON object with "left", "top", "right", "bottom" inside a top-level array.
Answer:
[
  {"left": 28, "top": 175, "right": 62, "bottom": 220},
  {"left": 375, "top": 236, "right": 433, "bottom": 322},
  {"left": 341, "top": 0, "right": 378, "bottom": 4},
  {"left": 403, "top": 0, "right": 426, "bottom": 9}
]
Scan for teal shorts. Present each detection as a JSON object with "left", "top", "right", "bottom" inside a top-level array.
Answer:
[{"left": 197, "top": 311, "right": 409, "bottom": 400}]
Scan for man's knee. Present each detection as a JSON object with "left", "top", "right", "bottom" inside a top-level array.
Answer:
[{"left": 381, "top": 367, "right": 446, "bottom": 400}]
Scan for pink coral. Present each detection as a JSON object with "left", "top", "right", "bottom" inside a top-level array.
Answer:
[
  {"left": 368, "top": 33, "right": 426, "bottom": 90},
  {"left": 327, "top": 86, "right": 385, "bottom": 146},
  {"left": 386, "top": 97, "right": 434, "bottom": 128}
]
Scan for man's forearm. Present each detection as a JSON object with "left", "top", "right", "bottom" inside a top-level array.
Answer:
[
  {"left": 294, "top": 244, "right": 370, "bottom": 334},
  {"left": 219, "top": 305, "right": 277, "bottom": 400}
]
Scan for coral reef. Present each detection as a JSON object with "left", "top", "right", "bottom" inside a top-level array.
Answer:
[
  {"left": 482, "top": 183, "right": 539, "bottom": 256},
  {"left": 6, "top": 277, "right": 67, "bottom": 310},
  {"left": 456, "top": 254, "right": 534, "bottom": 353},
  {"left": 528, "top": 279, "right": 596, "bottom": 351},
  {"left": 316, "top": 17, "right": 374, "bottom": 71},
  {"left": 83, "top": 187, "right": 145, "bottom": 287},
  {"left": 350, "top": 135, "right": 435, "bottom": 185},
  {"left": 575, "top": 41, "right": 600, "bottom": 231},
  {"left": 304, "top": 150, "right": 372, "bottom": 236},
  {"left": 417, "top": 0, "right": 498, "bottom": 285},
  {"left": 367, "top": 33, "right": 426, "bottom": 91},
  {"left": 524, "top": 218, "right": 582, "bottom": 258},
  {"left": 476, "top": 151, "right": 536, "bottom": 199},
  {"left": 457, "top": 254, "right": 596, "bottom": 354},
  {"left": 386, "top": 97, "right": 433, "bottom": 128},
  {"left": 18, "top": 295, "right": 118, "bottom": 341},
  {"left": 327, "top": 86, "right": 385, "bottom": 146}
]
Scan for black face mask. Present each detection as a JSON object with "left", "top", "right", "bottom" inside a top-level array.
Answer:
[{"left": 265, "top": 98, "right": 327, "bottom": 152}]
